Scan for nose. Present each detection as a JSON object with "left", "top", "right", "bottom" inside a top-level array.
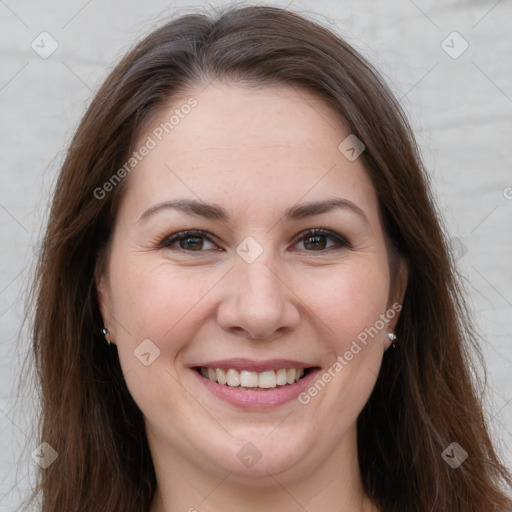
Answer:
[{"left": 216, "top": 254, "right": 301, "bottom": 340}]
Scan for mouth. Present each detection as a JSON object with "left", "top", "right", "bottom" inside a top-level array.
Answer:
[
  {"left": 192, "top": 366, "right": 314, "bottom": 391},
  {"left": 190, "top": 361, "right": 322, "bottom": 409}
]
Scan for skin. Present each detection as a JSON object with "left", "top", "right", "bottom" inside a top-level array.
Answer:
[{"left": 96, "top": 81, "right": 406, "bottom": 512}]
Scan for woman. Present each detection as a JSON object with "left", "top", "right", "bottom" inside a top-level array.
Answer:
[{"left": 24, "top": 4, "right": 512, "bottom": 512}]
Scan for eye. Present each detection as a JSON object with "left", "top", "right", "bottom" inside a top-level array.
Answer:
[
  {"left": 159, "top": 230, "right": 219, "bottom": 252},
  {"left": 158, "top": 228, "right": 350, "bottom": 254},
  {"left": 293, "top": 228, "right": 351, "bottom": 252}
]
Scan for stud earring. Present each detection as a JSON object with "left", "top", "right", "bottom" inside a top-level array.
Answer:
[
  {"left": 102, "top": 327, "right": 111, "bottom": 345},
  {"left": 387, "top": 332, "right": 397, "bottom": 349}
]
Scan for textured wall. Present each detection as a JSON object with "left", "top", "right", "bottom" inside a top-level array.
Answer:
[{"left": 1, "top": 0, "right": 511, "bottom": 509}]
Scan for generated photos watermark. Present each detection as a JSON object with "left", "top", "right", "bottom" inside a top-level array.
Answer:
[
  {"left": 94, "top": 97, "right": 198, "bottom": 200},
  {"left": 298, "top": 302, "right": 402, "bottom": 405}
]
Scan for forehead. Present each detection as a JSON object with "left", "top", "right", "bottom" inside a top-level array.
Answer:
[{"left": 118, "top": 82, "right": 379, "bottom": 225}]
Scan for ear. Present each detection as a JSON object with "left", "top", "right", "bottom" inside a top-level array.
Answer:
[
  {"left": 95, "top": 272, "right": 115, "bottom": 342},
  {"left": 392, "top": 256, "right": 408, "bottom": 313},
  {"left": 384, "top": 256, "right": 408, "bottom": 349}
]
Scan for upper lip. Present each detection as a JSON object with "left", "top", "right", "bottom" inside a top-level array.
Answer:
[{"left": 191, "top": 358, "right": 317, "bottom": 372}]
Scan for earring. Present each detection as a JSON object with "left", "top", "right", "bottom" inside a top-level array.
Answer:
[
  {"left": 102, "top": 327, "right": 111, "bottom": 345},
  {"left": 387, "top": 332, "right": 397, "bottom": 349}
]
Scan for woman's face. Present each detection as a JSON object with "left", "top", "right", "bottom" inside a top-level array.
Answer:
[{"left": 97, "top": 82, "right": 404, "bottom": 486}]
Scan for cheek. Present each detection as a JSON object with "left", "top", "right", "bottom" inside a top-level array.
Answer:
[
  {"left": 111, "top": 258, "right": 223, "bottom": 347},
  {"left": 108, "top": 258, "right": 217, "bottom": 418},
  {"left": 111, "top": 251, "right": 390, "bottom": 355},
  {"left": 293, "top": 262, "right": 390, "bottom": 437},
  {"left": 296, "top": 261, "right": 390, "bottom": 348}
]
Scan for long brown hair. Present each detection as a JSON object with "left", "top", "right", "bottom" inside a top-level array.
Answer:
[{"left": 21, "top": 5, "right": 512, "bottom": 511}]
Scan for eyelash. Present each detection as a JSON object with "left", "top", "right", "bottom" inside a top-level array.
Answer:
[{"left": 157, "top": 228, "right": 351, "bottom": 254}]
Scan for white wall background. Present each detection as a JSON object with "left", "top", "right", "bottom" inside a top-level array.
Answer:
[{"left": 1, "top": 0, "right": 511, "bottom": 510}]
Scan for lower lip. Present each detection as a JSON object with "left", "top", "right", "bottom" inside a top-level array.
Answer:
[{"left": 191, "top": 368, "right": 321, "bottom": 410}]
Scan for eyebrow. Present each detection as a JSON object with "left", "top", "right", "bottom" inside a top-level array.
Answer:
[{"left": 137, "top": 197, "right": 369, "bottom": 226}]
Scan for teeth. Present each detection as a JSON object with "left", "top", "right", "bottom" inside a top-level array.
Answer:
[
  {"left": 240, "top": 370, "right": 258, "bottom": 388},
  {"left": 226, "top": 369, "right": 240, "bottom": 387},
  {"left": 199, "top": 367, "right": 307, "bottom": 389},
  {"left": 216, "top": 368, "right": 227, "bottom": 385},
  {"left": 258, "top": 370, "right": 276, "bottom": 388},
  {"left": 276, "top": 369, "right": 288, "bottom": 386}
]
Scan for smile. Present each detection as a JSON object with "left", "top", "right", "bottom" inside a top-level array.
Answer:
[
  {"left": 191, "top": 364, "right": 321, "bottom": 409},
  {"left": 195, "top": 366, "right": 310, "bottom": 390}
]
